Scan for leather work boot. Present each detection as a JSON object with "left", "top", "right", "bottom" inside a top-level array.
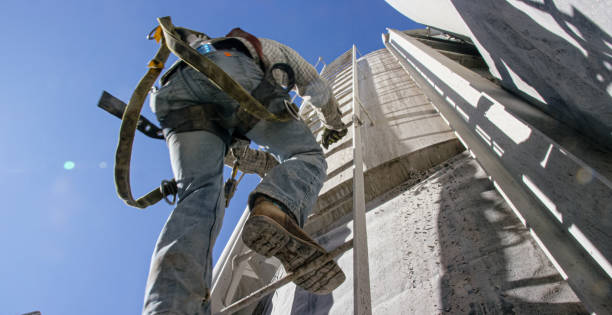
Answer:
[{"left": 242, "top": 196, "right": 346, "bottom": 294}]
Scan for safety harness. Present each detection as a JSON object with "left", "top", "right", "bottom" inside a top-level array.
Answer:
[{"left": 113, "top": 16, "right": 298, "bottom": 209}]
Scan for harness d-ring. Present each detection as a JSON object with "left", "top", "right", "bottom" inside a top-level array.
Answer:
[{"left": 147, "top": 26, "right": 163, "bottom": 42}]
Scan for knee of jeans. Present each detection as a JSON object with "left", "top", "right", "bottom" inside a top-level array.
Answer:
[
  {"left": 177, "top": 173, "right": 223, "bottom": 201},
  {"left": 296, "top": 151, "right": 327, "bottom": 178}
]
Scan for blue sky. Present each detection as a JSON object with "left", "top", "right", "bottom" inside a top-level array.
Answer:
[{"left": 0, "top": 1, "right": 419, "bottom": 314}]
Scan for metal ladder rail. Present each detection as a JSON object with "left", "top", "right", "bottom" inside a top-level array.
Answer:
[{"left": 350, "top": 44, "right": 373, "bottom": 315}]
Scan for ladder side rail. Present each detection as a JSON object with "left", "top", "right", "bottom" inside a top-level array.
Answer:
[{"left": 351, "top": 44, "right": 373, "bottom": 315}]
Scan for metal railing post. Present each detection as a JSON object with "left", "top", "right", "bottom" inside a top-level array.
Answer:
[{"left": 351, "top": 44, "right": 373, "bottom": 315}]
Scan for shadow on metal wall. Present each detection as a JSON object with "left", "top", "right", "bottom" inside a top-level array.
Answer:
[
  {"left": 451, "top": 0, "right": 612, "bottom": 152},
  {"left": 436, "top": 157, "right": 587, "bottom": 314},
  {"left": 388, "top": 35, "right": 612, "bottom": 306}
]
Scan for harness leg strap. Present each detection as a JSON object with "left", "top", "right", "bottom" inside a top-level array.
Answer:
[{"left": 159, "top": 104, "right": 233, "bottom": 148}]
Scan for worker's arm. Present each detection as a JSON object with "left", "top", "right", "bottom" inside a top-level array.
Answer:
[{"left": 259, "top": 38, "right": 347, "bottom": 131}]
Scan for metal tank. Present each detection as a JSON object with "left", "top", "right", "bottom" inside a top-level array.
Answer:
[{"left": 210, "top": 39, "right": 591, "bottom": 314}]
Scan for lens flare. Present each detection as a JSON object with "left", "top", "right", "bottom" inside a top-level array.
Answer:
[
  {"left": 576, "top": 167, "right": 593, "bottom": 185},
  {"left": 63, "top": 161, "right": 75, "bottom": 170}
]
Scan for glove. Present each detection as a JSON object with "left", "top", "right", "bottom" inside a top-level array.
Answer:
[{"left": 321, "top": 127, "right": 348, "bottom": 149}]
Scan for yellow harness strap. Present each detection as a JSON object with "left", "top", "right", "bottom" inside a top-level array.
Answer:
[{"left": 114, "top": 16, "right": 292, "bottom": 209}]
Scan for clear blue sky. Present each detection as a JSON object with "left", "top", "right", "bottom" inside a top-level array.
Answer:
[{"left": 0, "top": 1, "right": 419, "bottom": 314}]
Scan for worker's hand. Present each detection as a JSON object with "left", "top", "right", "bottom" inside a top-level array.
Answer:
[{"left": 321, "top": 127, "right": 348, "bottom": 149}]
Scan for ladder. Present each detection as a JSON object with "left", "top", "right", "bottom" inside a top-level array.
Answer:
[{"left": 211, "top": 46, "right": 373, "bottom": 315}]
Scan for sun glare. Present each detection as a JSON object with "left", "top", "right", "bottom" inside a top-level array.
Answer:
[{"left": 63, "top": 161, "right": 75, "bottom": 170}]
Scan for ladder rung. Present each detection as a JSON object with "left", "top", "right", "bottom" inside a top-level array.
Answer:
[{"left": 216, "top": 239, "right": 354, "bottom": 315}]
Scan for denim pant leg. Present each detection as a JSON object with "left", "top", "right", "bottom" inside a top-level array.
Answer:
[
  {"left": 142, "top": 130, "right": 226, "bottom": 315},
  {"left": 144, "top": 50, "right": 263, "bottom": 315},
  {"left": 246, "top": 119, "right": 328, "bottom": 227}
]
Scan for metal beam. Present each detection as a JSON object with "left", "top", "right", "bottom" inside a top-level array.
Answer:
[{"left": 352, "top": 44, "right": 373, "bottom": 315}]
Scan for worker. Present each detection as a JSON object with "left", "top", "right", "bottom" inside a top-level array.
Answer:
[{"left": 142, "top": 27, "right": 348, "bottom": 315}]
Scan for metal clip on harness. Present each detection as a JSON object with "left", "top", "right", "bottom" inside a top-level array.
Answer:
[
  {"left": 223, "top": 163, "right": 245, "bottom": 208},
  {"left": 161, "top": 179, "right": 178, "bottom": 205}
]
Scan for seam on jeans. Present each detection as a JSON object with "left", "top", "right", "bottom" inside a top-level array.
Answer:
[
  {"left": 204, "top": 205, "right": 218, "bottom": 264},
  {"left": 298, "top": 180, "right": 316, "bottom": 227},
  {"left": 204, "top": 183, "right": 223, "bottom": 282},
  {"left": 300, "top": 186, "right": 311, "bottom": 218}
]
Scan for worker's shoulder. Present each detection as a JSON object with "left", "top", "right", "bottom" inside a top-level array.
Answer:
[
  {"left": 258, "top": 37, "right": 286, "bottom": 48},
  {"left": 258, "top": 38, "right": 302, "bottom": 58}
]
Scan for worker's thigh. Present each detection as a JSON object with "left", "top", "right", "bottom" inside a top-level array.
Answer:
[{"left": 246, "top": 117, "right": 323, "bottom": 165}]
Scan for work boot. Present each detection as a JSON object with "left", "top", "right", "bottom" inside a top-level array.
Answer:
[{"left": 242, "top": 196, "right": 346, "bottom": 294}]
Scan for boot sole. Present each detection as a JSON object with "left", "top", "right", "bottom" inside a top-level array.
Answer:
[{"left": 242, "top": 215, "right": 346, "bottom": 294}]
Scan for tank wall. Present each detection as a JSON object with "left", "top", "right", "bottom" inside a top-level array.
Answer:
[{"left": 302, "top": 48, "right": 463, "bottom": 234}]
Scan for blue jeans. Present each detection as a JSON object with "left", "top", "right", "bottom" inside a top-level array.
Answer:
[{"left": 143, "top": 50, "right": 327, "bottom": 315}]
